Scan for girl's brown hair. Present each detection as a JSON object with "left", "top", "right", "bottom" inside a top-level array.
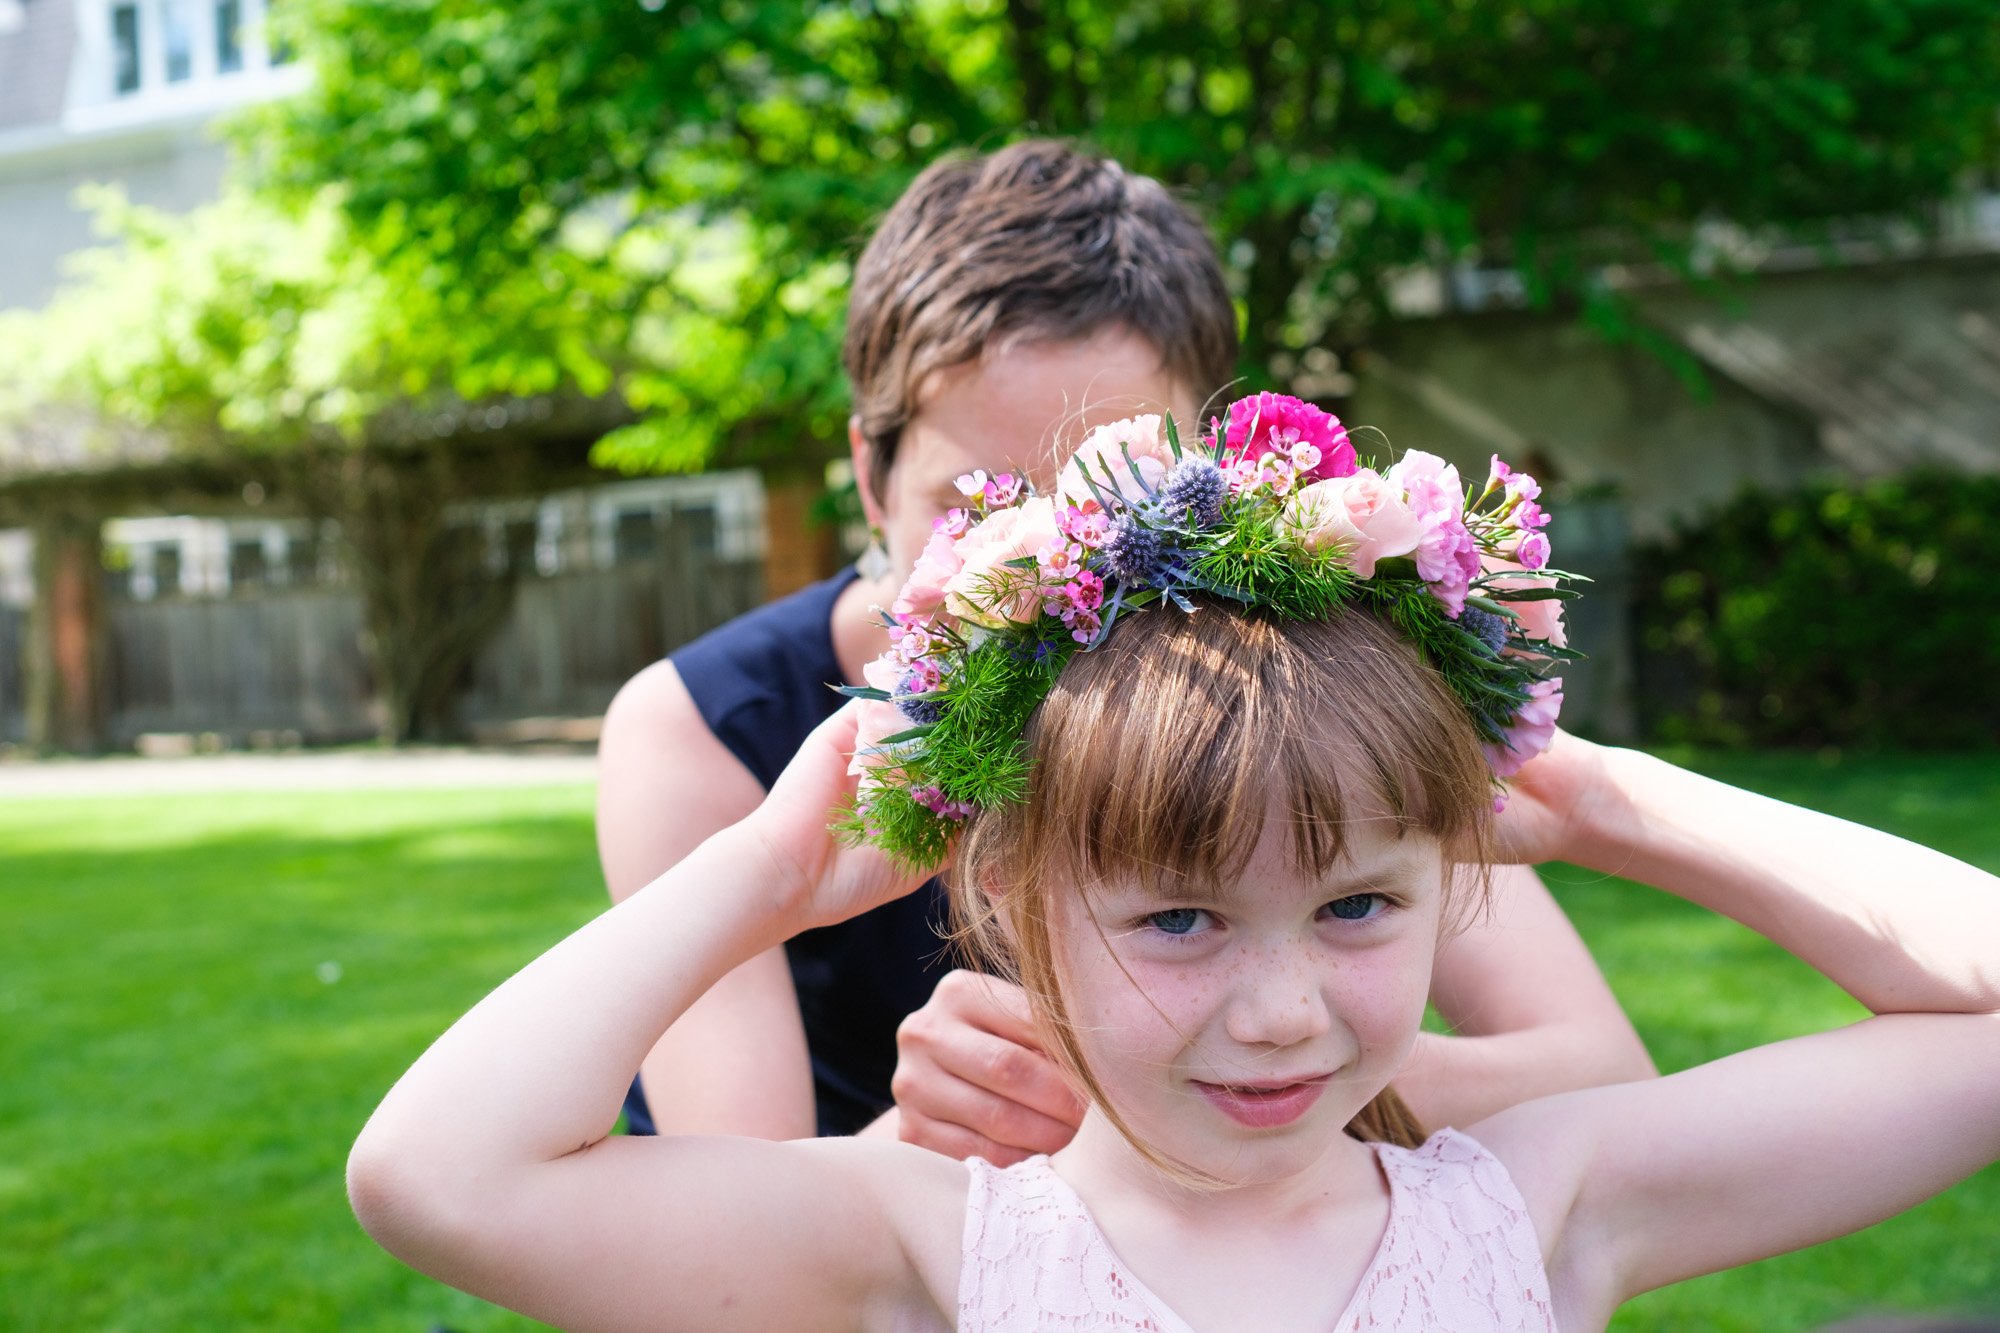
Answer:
[
  {"left": 843, "top": 139, "right": 1238, "bottom": 503},
  {"left": 951, "top": 602, "right": 1493, "bottom": 1169}
]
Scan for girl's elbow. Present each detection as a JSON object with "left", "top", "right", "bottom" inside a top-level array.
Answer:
[{"left": 346, "top": 1119, "right": 475, "bottom": 1266}]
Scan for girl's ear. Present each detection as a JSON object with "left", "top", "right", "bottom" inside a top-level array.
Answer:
[{"left": 848, "top": 415, "right": 889, "bottom": 532}]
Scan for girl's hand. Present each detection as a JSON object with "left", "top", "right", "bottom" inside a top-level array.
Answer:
[
  {"left": 1487, "top": 728, "right": 1624, "bottom": 867},
  {"left": 742, "top": 701, "right": 939, "bottom": 933}
]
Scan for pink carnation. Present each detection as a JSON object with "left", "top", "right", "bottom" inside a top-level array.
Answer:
[
  {"left": 1484, "top": 678, "right": 1563, "bottom": 779},
  {"left": 941, "top": 496, "right": 1063, "bottom": 628},
  {"left": 1284, "top": 468, "right": 1424, "bottom": 578},
  {"left": 1221, "top": 392, "right": 1356, "bottom": 483},
  {"left": 893, "top": 528, "right": 965, "bottom": 618},
  {"left": 1482, "top": 556, "right": 1568, "bottom": 650},
  {"left": 1386, "top": 450, "right": 1481, "bottom": 618}
]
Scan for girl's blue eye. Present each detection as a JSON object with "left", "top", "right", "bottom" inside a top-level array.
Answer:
[
  {"left": 1147, "top": 908, "right": 1206, "bottom": 936},
  {"left": 1327, "top": 894, "right": 1382, "bottom": 921}
]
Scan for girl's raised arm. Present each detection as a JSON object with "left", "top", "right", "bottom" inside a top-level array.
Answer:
[
  {"left": 346, "top": 705, "right": 961, "bottom": 1332},
  {"left": 1473, "top": 738, "right": 2000, "bottom": 1323}
]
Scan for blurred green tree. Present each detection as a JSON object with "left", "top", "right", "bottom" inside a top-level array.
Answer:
[
  {"left": 248, "top": 0, "right": 2000, "bottom": 472},
  {"left": 0, "top": 189, "right": 632, "bottom": 741}
]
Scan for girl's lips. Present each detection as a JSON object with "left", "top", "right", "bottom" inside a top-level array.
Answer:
[{"left": 1193, "top": 1075, "right": 1331, "bottom": 1129}]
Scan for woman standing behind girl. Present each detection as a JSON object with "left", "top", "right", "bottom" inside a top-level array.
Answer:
[
  {"left": 349, "top": 428, "right": 2000, "bottom": 1328},
  {"left": 599, "top": 138, "right": 1651, "bottom": 1155}
]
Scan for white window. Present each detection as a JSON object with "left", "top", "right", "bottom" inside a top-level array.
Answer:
[{"left": 72, "top": 0, "right": 302, "bottom": 116}]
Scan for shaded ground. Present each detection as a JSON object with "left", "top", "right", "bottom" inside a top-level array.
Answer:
[{"left": 0, "top": 747, "right": 596, "bottom": 799}]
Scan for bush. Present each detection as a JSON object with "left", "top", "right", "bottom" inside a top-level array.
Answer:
[{"left": 1634, "top": 471, "right": 2000, "bottom": 748}]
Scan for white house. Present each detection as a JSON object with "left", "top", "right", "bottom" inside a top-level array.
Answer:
[{"left": 0, "top": 0, "right": 305, "bottom": 312}]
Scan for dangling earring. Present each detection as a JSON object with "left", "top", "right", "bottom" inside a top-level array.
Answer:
[{"left": 859, "top": 523, "right": 893, "bottom": 582}]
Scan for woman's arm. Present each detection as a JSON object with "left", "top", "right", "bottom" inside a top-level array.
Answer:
[
  {"left": 1474, "top": 739, "right": 2000, "bottom": 1317},
  {"left": 1396, "top": 862, "right": 1656, "bottom": 1128},
  {"left": 595, "top": 660, "right": 817, "bottom": 1139},
  {"left": 351, "top": 706, "right": 955, "bottom": 1331}
]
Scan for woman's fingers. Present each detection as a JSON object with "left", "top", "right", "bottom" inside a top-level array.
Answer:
[{"left": 892, "top": 970, "right": 1088, "bottom": 1155}]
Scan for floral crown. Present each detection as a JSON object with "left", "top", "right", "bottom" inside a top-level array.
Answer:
[{"left": 839, "top": 391, "right": 1579, "bottom": 867}]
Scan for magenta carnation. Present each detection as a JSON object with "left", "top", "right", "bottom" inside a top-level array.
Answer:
[{"left": 1221, "top": 392, "right": 1356, "bottom": 483}]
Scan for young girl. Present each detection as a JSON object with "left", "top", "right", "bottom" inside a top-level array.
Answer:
[{"left": 351, "top": 414, "right": 2000, "bottom": 1330}]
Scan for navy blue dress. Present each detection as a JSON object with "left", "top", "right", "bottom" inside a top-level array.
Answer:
[{"left": 622, "top": 568, "right": 954, "bottom": 1137}]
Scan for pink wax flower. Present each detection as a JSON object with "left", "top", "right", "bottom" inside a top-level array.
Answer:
[
  {"left": 893, "top": 527, "right": 966, "bottom": 617},
  {"left": 1484, "top": 678, "right": 1563, "bottom": 779},
  {"left": 1515, "top": 529, "right": 1552, "bottom": 571},
  {"left": 1284, "top": 468, "right": 1424, "bottom": 578},
  {"left": 1062, "top": 608, "right": 1102, "bottom": 643},
  {"left": 1057, "top": 415, "right": 1175, "bottom": 508},
  {"left": 1059, "top": 504, "right": 1113, "bottom": 547},
  {"left": 1221, "top": 392, "right": 1356, "bottom": 483},
  {"left": 910, "top": 785, "right": 976, "bottom": 821},
  {"left": 1036, "top": 538, "right": 1087, "bottom": 581},
  {"left": 1386, "top": 450, "right": 1481, "bottom": 617},
  {"left": 942, "top": 496, "right": 1063, "bottom": 627},
  {"left": 933, "top": 507, "right": 973, "bottom": 538}
]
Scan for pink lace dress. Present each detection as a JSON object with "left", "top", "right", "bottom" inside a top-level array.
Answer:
[{"left": 951, "top": 1128, "right": 1555, "bottom": 1332}]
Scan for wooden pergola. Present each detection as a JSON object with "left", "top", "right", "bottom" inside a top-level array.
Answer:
[{"left": 0, "top": 397, "right": 640, "bottom": 751}]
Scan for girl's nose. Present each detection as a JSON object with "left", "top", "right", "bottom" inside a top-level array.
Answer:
[{"left": 1221, "top": 955, "right": 1334, "bottom": 1050}]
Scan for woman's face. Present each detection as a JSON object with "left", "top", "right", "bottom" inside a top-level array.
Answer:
[
  {"left": 1051, "top": 813, "right": 1446, "bottom": 1185},
  {"left": 856, "top": 326, "right": 1197, "bottom": 585}
]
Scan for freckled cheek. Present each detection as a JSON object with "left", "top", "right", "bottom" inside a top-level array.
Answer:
[{"left": 1326, "top": 944, "right": 1434, "bottom": 1055}]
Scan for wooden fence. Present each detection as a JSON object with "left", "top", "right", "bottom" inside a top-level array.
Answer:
[
  {"left": 84, "top": 540, "right": 761, "bottom": 747},
  {"left": 0, "top": 604, "right": 24, "bottom": 744}
]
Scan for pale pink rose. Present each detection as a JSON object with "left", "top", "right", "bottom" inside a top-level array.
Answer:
[
  {"left": 942, "top": 496, "right": 1063, "bottom": 627},
  {"left": 892, "top": 528, "right": 964, "bottom": 618},
  {"left": 1482, "top": 556, "right": 1568, "bottom": 650},
  {"left": 1285, "top": 469, "right": 1424, "bottom": 578},
  {"left": 1484, "top": 678, "right": 1563, "bottom": 778},
  {"left": 1057, "top": 415, "right": 1175, "bottom": 508},
  {"left": 847, "top": 697, "right": 911, "bottom": 783}
]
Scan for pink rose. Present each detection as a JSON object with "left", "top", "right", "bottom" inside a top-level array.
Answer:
[
  {"left": 1057, "top": 415, "right": 1175, "bottom": 508},
  {"left": 893, "top": 528, "right": 965, "bottom": 618},
  {"left": 1484, "top": 678, "right": 1563, "bottom": 778},
  {"left": 942, "top": 496, "right": 1063, "bottom": 627},
  {"left": 1221, "top": 392, "right": 1356, "bottom": 483},
  {"left": 1284, "top": 469, "right": 1424, "bottom": 578}
]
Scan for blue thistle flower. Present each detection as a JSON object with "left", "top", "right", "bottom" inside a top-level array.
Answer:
[
  {"left": 1459, "top": 607, "right": 1510, "bottom": 654},
  {"left": 1102, "top": 514, "right": 1167, "bottom": 584},
  {"left": 1159, "top": 457, "right": 1227, "bottom": 528},
  {"left": 894, "top": 668, "right": 946, "bottom": 724}
]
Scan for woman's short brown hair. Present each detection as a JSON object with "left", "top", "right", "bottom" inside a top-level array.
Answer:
[
  {"left": 844, "top": 139, "right": 1238, "bottom": 500},
  {"left": 951, "top": 603, "right": 1496, "bottom": 1172}
]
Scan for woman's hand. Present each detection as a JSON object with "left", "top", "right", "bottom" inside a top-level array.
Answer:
[
  {"left": 741, "top": 701, "right": 939, "bottom": 933},
  {"left": 892, "top": 970, "right": 1087, "bottom": 1166},
  {"left": 1487, "top": 728, "right": 1625, "bottom": 867}
]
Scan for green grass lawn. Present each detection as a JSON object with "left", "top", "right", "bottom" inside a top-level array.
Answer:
[{"left": 2, "top": 751, "right": 1996, "bottom": 1331}]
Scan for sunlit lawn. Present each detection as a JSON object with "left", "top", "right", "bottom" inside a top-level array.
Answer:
[{"left": 1, "top": 751, "right": 1996, "bottom": 1331}]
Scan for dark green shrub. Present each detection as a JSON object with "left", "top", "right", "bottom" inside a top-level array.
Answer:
[{"left": 1633, "top": 471, "right": 2000, "bottom": 748}]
